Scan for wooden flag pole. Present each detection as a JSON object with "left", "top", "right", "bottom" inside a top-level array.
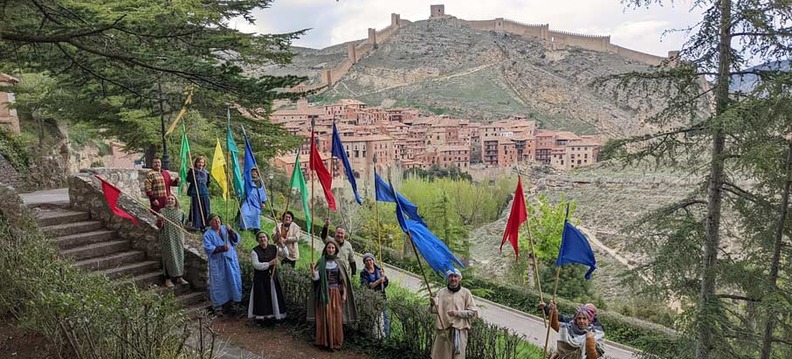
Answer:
[
  {"left": 515, "top": 164, "right": 546, "bottom": 328},
  {"left": 373, "top": 156, "right": 385, "bottom": 290},
  {"left": 543, "top": 266, "right": 562, "bottom": 358},
  {"left": 310, "top": 118, "right": 317, "bottom": 264}
]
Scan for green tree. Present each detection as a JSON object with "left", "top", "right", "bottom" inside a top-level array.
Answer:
[
  {"left": 0, "top": 0, "right": 306, "bottom": 164},
  {"left": 599, "top": 0, "right": 792, "bottom": 357}
]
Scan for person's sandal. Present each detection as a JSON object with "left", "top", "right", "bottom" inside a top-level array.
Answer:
[
  {"left": 176, "top": 278, "right": 189, "bottom": 285},
  {"left": 164, "top": 279, "right": 174, "bottom": 288}
]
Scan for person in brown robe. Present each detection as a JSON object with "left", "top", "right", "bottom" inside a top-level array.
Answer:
[
  {"left": 430, "top": 268, "right": 478, "bottom": 359},
  {"left": 307, "top": 240, "right": 358, "bottom": 350}
]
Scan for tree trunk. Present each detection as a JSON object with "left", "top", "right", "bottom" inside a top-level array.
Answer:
[
  {"left": 759, "top": 143, "right": 792, "bottom": 359},
  {"left": 696, "top": 0, "right": 732, "bottom": 358}
]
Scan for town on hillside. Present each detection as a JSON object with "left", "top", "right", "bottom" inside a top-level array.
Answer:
[{"left": 269, "top": 98, "right": 602, "bottom": 180}]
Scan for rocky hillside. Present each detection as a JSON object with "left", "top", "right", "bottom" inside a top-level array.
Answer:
[
  {"left": 469, "top": 162, "right": 699, "bottom": 304},
  {"left": 266, "top": 16, "right": 678, "bottom": 137}
]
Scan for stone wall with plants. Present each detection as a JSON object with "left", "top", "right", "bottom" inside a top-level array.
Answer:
[{"left": 68, "top": 172, "right": 208, "bottom": 289}]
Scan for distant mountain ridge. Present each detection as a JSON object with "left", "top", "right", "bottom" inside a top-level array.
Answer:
[
  {"left": 259, "top": 5, "right": 682, "bottom": 138},
  {"left": 730, "top": 60, "right": 791, "bottom": 93}
]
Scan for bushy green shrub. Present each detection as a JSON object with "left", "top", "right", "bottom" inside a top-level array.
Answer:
[
  {"left": 0, "top": 192, "right": 215, "bottom": 358},
  {"left": 0, "top": 128, "right": 30, "bottom": 171}
]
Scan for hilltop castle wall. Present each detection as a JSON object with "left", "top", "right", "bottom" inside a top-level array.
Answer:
[{"left": 289, "top": 5, "right": 676, "bottom": 93}]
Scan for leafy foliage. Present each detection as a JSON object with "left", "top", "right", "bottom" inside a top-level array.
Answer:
[{"left": 0, "top": 0, "right": 306, "bottom": 160}]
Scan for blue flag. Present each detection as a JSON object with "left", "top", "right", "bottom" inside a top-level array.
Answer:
[
  {"left": 331, "top": 123, "right": 362, "bottom": 205},
  {"left": 389, "top": 180, "right": 463, "bottom": 276},
  {"left": 374, "top": 173, "right": 427, "bottom": 227},
  {"left": 556, "top": 220, "right": 597, "bottom": 280},
  {"left": 242, "top": 129, "right": 267, "bottom": 203}
]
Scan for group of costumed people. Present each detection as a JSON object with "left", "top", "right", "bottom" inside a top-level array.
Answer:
[{"left": 143, "top": 157, "right": 607, "bottom": 358}]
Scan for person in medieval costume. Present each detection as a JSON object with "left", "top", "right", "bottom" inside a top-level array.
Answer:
[
  {"left": 202, "top": 213, "right": 242, "bottom": 316},
  {"left": 540, "top": 301, "right": 605, "bottom": 359},
  {"left": 273, "top": 211, "right": 300, "bottom": 267},
  {"left": 186, "top": 156, "right": 211, "bottom": 231},
  {"left": 239, "top": 168, "right": 268, "bottom": 232},
  {"left": 430, "top": 268, "right": 478, "bottom": 359},
  {"left": 320, "top": 219, "right": 357, "bottom": 276},
  {"left": 308, "top": 240, "right": 359, "bottom": 350},
  {"left": 248, "top": 231, "right": 286, "bottom": 324},
  {"left": 157, "top": 194, "right": 188, "bottom": 288},
  {"left": 360, "top": 253, "right": 390, "bottom": 338},
  {"left": 144, "top": 157, "right": 179, "bottom": 212}
]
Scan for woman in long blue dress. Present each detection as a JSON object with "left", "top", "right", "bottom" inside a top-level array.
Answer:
[
  {"left": 202, "top": 213, "right": 243, "bottom": 315},
  {"left": 239, "top": 168, "right": 267, "bottom": 232},
  {"left": 186, "top": 156, "right": 211, "bottom": 231}
]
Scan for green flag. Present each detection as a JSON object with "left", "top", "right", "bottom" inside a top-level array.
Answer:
[
  {"left": 178, "top": 125, "right": 190, "bottom": 194},
  {"left": 226, "top": 110, "right": 244, "bottom": 199},
  {"left": 290, "top": 154, "right": 310, "bottom": 230}
]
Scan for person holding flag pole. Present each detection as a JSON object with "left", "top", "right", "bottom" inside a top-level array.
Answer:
[{"left": 541, "top": 204, "right": 602, "bottom": 359}]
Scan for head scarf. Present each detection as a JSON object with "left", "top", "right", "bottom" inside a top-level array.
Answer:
[
  {"left": 316, "top": 240, "right": 340, "bottom": 304},
  {"left": 446, "top": 268, "right": 462, "bottom": 279},
  {"left": 577, "top": 306, "right": 595, "bottom": 322},
  {"left": 583, "top": 303, "right": 598, "bottom": 320},
  {"left": 362, "top": 253, "right": 375, "bottom": 263},
  {"left": 207, "top": 213, "right": 220, "bottom": 223}
]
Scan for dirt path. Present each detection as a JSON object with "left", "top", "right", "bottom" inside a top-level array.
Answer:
[{"left": 211, "top": 318, "right": 370, "bottom": 359}]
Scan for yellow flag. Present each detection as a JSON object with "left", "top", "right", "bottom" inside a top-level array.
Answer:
[{"left": 211, "top": 138, "right": 228, "bottom": 200}]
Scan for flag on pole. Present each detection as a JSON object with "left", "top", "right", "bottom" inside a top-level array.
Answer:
[
  {"left": 96, "top": 176, "right": 138, "bottom": 225},
  {"left": 556, "top": 205, "right": 597, "bottom": 280},
  {"left": 309, "top": 130, "right": 336, "bottom": 211},
  {"left": 178, "top": 124, "right": 190, "bottom": 194},
  {"left": 242, "top": 129, "right": 266, "bottom": 202},
  {"left": 211, "top": 138, "right": 228, "bottom": 200},
  {"left": 389, "top": 179, "right": 463, "bottom": 276},
  {"left": 331, "top": 123, "right": 362, "bottom": 204},
  {"left": 290, "top": 154, "right": 311, "bottom": 230},
  {"left": 501, "top": 177, "right": 527, "bottom": 261},
  {"left": 374, "top": 173, "right": 426, "bottom": 227},
  {"left": 226, "top": 113, "right": 244, "bottom": 199}
]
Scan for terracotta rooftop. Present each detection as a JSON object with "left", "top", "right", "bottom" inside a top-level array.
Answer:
[{"left": 0, "top": 73, "right": 19, "bottom": 83}]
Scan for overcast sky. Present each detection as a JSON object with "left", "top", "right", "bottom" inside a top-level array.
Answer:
[{"left": 231, "top": 0, "right": 703, "bottom": 57}]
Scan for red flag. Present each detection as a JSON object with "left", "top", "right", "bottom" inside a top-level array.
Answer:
[
  {"left": 309, "top": 131, "right": 337, "bottom": 211},
  {"left": 96, "top": 176, "right": 139, "bottom": 225},
  {"left": 501, "top": 177, "right": 527, "bottom": 260}
]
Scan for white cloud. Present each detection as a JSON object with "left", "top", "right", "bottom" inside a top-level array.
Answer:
[{"left": 238, "top": 0, "right": 702, "bottom": 56}]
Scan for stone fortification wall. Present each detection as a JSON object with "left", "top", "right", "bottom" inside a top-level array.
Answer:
[
  {"left": 290, "top": 4, "right": 675, "bottom": 94},
  {"left": 457, "top": 16, "right": 669, "bottom": 66},
  {"left": 68, "top": 170, "right": 208, "bottom": 289},
  {"left": 610, "top": 45, "right": 668, "bottom": 66},
  {"left": 0, "top": 154, "right": 21, "bottom": 188}
]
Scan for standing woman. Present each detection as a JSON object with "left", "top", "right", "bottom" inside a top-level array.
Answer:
[
  {"left": 186, "top": 156, "right": 211, "bottom": 231},
  {"left": 202, "top": 213, "right": 243, "bottom": 316},
  {"left": 308, "top": 240, "right": 355, "bottom": 350},
  {"left": 248, "top": 231, "right": 287, "bottom": 324},
  {"left": 158, "top": 194, "right": 189, "bottom": 288}
]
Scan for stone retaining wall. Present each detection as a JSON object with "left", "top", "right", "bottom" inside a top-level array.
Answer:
[{"left": 69, "top": 173, "right": 208, "bottom": 289}]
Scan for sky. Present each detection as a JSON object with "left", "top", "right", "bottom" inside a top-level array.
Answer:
[{"left": 231, "top": 0, "right": 704, "bottom": 57}]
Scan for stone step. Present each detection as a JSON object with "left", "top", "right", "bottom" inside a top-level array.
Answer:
[
  {"left": 185, "top": 302, "right": 211, "bottom": 318},
  {"left": 130, "top": 271, "right": 164, "bottom": 289},
  {"left": 43, "top": 221, "right": 105, "bottom": 237},
  {"left": 74, "top": 251, "right": 146, "bottom": 272},
  {"left": 155, "top": 282, "right": 194, "bottom": 297},
  {"left": 36, "top": 210, "right": 91, "bottom": 227},
  {"left": 62, "top": 240, "right": 131, "bottom": 261},
  {"left": 55, "top": 230, "right": 116, "bottom": 250},
  {"left": 95, "top": 261, "right": 160, "bottom": 280},
  {"left": 175, "top": 291, "right": 207, "bottom": 307}
]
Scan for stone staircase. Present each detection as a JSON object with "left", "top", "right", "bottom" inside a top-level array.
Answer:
[{"left": 33, "top": 205, "right": 210, "bottom": 316}]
